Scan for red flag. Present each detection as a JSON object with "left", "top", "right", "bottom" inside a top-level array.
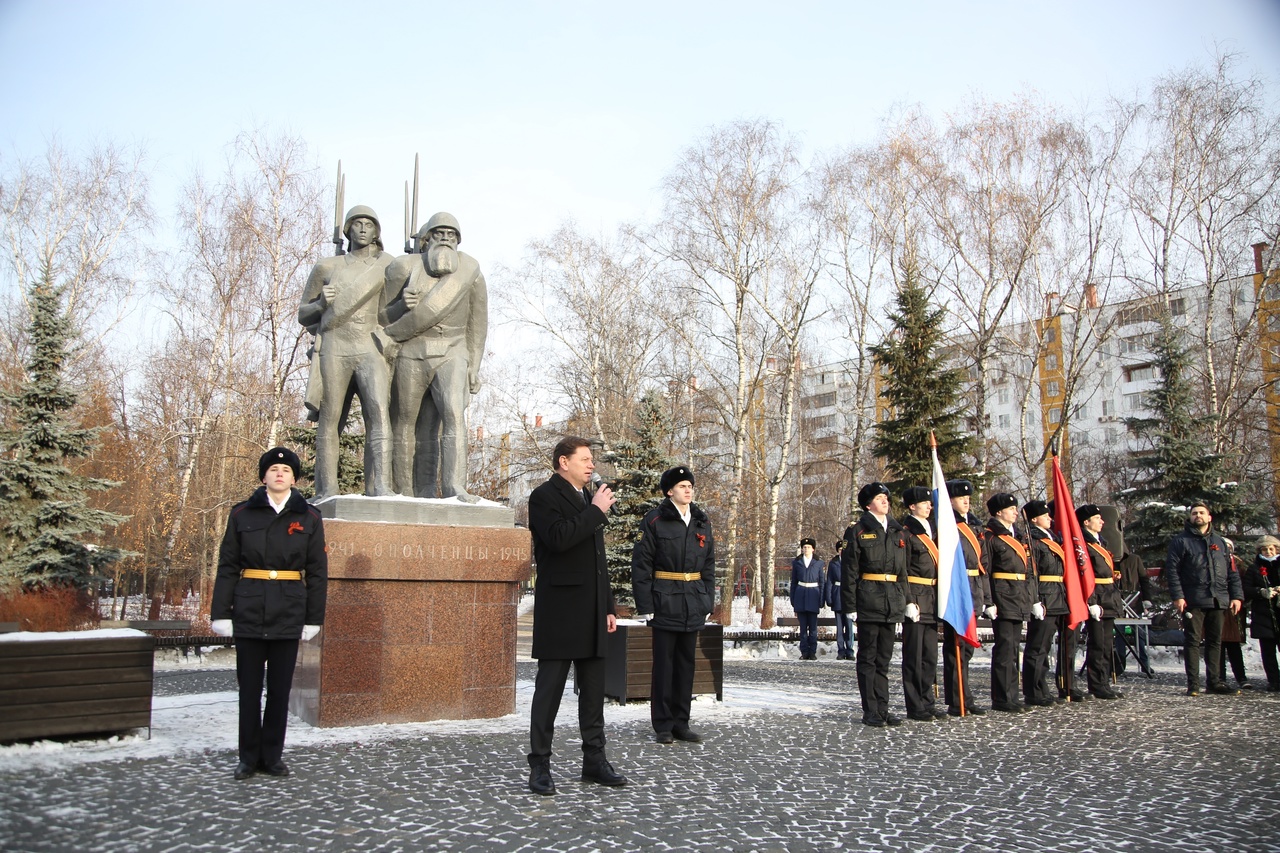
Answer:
[{"left": 1050, "top": 455, "right": 1094, "bottom": 629}]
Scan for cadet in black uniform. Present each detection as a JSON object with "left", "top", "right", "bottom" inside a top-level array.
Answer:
[
  {"left": 1078, "top": 504, "right": 1123, "bottom": 700},
  {"left": 901, "top": 486, "right": 945, "bottom": 721},
  {"left": 210, "top": 447, "right": 328, "bottom": 781},
  {"left": 984, "top": 492, "right": 1037, "bottom": 713},
  {"left": 1021, "top": 500, "right": 1063, "bottom": 706},
  {"left": 943, "top": 480, "right": 989, "bottom": 717},
  {"left": 843, "top": 482, "right": 908, "bottom": 727}
]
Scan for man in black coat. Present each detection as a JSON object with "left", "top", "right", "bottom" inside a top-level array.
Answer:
[
  {"left": 211, "top": 447, "right": 327, "bottom": 781},
  {"left": 1164, "top": 501, "right": 1244, "bottom": 697},
  {"left": 942, "top": 480, "right": 989, "bottom": 717},
  {"left": 526, "top": 437, "right": 627, "bottom": 795},
  {"left": 984, "top": 492, "right": 1037, "bottom": 713},
  {"left": 632, "top": 465, "right": 715, "bottom": 745},
  {"left": 843, "top": 482, "right": 908, "bottom": 727},
  {"left": 1078, "top": 504, "right": 1123, "bottom": 700},
  {"left": 901, "top": 486, "right": 945, "bottom": 721},
  {"left": 1021, "top": 500, "right": 1062, "bottom": 707},
  {"left": 824, "top": 541, "right": 853, "bottom": 660}
]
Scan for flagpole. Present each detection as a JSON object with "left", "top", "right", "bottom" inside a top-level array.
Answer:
[{"left": 956, "top": 636, "right": 966, "bottom": 716}]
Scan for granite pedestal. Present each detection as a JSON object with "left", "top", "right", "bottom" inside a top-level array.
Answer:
[{"left": 291, "top": 499, "right": 531, "bottom": 727}]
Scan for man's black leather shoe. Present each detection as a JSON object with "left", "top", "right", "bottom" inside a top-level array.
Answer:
[
  {"left": 907, "top": 711, "right": 936, "bottom": 722},
  {"left": 862, "top": 715, "right": 886, "bottom": 727},
  {"left": 992, "top": 702, "right": 1028, "bottom": 713},
  {"left": 528, "top": 759, "right": 555, "bottom": 795},
  {"left": 1209, "top": 683, "right": 1240, "bottom": 695},
  {"left": 1029, "top": 697, "right": 1056, "bottom": 707},
  {"left": 884, "top": 714, "right": 903, "bottom": 726},
  {"left": 672, "top": 726, "right": 702, "bottom": 743},
  {"left": 234, "top": 762, "right": 256, "bottom": 781},
  {"left": 655, "top": 731, "right": 675, "bottom": 744},
  {"left": 259, "top": 760, "right": 290, "bottom": 777},
  {"left": 581, "top": 760, "right": 627, "bottom": 787}
]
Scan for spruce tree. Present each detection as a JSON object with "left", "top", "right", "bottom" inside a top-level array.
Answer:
[
  {"left": 0, "top": 263, "right": 129, "bottom": 589},
  {"left": 603, "top": 391, "right": 673, "bottom": 609},
  {"left": 284, "top": 419, "right": 364, "bottom": 498},
  {"left": 870, "top": 264, "right": 979, "bottom": 495},
  {"left": 1117, "top": 315, "right": 1270, "bottom": 565}
]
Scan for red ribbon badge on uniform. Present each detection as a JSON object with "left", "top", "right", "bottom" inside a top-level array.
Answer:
[
  {"left": 1210, "top": 544, "right": 1220, "bottom": 551},
  {"left": 696, "top": 534, "right": 706, "bottom": 548},
  {"left": 288, "top": 522, "right": 304, "bottom": 535}
]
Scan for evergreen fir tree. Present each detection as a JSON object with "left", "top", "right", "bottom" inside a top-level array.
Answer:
[
  {"left": 602, "top": 391, "right": 673, "bottom": 608},
  {"left": 1117, "top": 315, "right": 1271, "bottom": 565},
  {"left": 0, "top": 263, "right": 129, "bottom": 589},
  {"left": 870, "top": 264, "right": 979, "bottom": 495},
  {"left": 284, "top": 418, "right": 364, "bottom": 498}
]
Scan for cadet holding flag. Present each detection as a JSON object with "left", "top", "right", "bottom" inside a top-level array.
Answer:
[
  {"left": 901, "top": 486, "right": 945, "bottom": 721},
  {"left": 942, "top": 479, "right": 988, "bottom": 717},
  {"left": 1078, "top": 504, "right": 1123, "bottom": 700}
]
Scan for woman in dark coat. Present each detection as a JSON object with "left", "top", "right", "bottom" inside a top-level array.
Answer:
[
  {"left": 210, "top": 447, "right": 327, "bottom": 781},
  {"left": 1242, "top": 534, "right": 1280, "bottom": 691},
  {"left": 790, "top": 538, "right": 825, "bottom": 660}
]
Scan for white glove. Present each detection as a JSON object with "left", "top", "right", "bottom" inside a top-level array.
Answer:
[
  {"left": 301, "top": 624, "right": 321, "bottom": 642},
  {"left": 210, "top": 619, "right": 233, "bottom": 637},
  {"left": 637, "top": 613, "right": 653, "bottom": 624},
  {"left": 1032, "top": 602, "right": 1046, "bottom": 620},
  {"left": 983, "top": 605, "right": 998, "bottom": 620},
  {"left": 850, "top": 611, "right": 858, "bottom": 622},
  {"left": 904, "top": 603, "right": 920, "bottom": 622},
  {"left": 1088, "top": 604, "right": 1103, "bottom": 620}
]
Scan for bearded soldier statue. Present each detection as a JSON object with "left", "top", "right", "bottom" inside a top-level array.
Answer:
[{"left": 382, "top": 212, "right": 488, "bottom": 501}]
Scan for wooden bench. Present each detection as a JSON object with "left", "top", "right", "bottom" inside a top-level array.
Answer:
[{"left": 0, "top": 631, "right": 155, "bottom": 742}]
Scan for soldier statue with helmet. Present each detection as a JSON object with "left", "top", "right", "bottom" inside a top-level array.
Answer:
[
  {"left": 297, "top": 204, "right": 395, "bottom": 499},
  {"left": 381, "top": 211, "right": 488, "bottom": 501}
]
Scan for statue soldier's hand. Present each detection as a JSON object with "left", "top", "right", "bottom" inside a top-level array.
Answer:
[
  {"left": 321, "top": 281, "right": 336, "bottom": 304},
  {"left": 402, "top": 286, "right": 421, "bottom": 309}
]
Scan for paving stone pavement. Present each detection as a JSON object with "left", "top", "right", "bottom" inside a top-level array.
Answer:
[{"left": 3, "top": 657, "right": 1279, "bottom": 852}]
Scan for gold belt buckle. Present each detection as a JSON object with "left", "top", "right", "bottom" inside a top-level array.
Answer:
[{"left": 268, "top": 570, "right": 278, "bottom": 580}]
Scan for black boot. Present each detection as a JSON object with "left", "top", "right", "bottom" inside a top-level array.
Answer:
[{"left": 528, "top": 756, "right": 555, "bottom": 796}]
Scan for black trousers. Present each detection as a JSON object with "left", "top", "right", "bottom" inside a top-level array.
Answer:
[
  {"left": 1182, "top": 608, "right": 1225, "bottom": 690},
  {"left": 834, "top": 612, "right": 854, "bottom": 657},
  {"left": 901, "top": 620, "right": 938, "bottom": 715},
  {"left": 990, "top": 619, "right": 1023, "bottom": 706},
  {"left": 1215, "top": 641, "right": 1248, "bottom": 685},
  {"left": 529, "top": 656, "right": 606, "bottom": 763},
  {"left": 234, "top": 636, "right": 299, "bottom": 767},
  {"left": 651, "top": 627, "right": 697, "bottom": 733},
  {"left": 942, "top": 623, "right": 977, "bottom": 712},
  {"left": 1259, "top": 639, "right": 1280, "bottom": 689},
  {"left": 856, "top": 620, "right": 896, "bottom": 719},
  {"left": 1055, "top": 616, "right": 1080, "bottom": 697},
  {"left": 1022, "top": 616, "right": 1055, "bottom": 702},
  {"left": 796, "top": 610, "right": 819, "bottom": 658},
  {"left": 1085, "top": 616, "right": 1114, "bottom": 694}
]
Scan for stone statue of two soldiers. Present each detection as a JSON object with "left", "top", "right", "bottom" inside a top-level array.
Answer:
[{"left": 298, "top": 207, "right": 487, "bottom": 502}]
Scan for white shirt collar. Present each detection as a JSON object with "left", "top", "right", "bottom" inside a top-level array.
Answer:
[{"left": 267, "top": 491, "right": 290, "bottom": 514}]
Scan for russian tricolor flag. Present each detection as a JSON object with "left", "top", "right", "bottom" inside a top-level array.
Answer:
[{"left": 932, "top": 441, "right": 980, "bottom": 648}]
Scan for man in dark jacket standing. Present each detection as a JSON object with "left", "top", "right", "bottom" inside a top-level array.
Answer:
[
  {"left": 211, "top": 447, "right": 327, "bottom": 781},
  {"left": 984, "top": 492, "right": 1037, "bottom": 713},
  {"left": 901, "top": 486, "right": 945, "bottom": 721},
  {"left": 1022, "top": 500, "right": 1063, "bottom": 706},
  {"left": 526, "top": 437, "right": 627, "bottom": 795},
  {"left": 843, "top": 482, "right": 908, "bottom": 727},
  {"left": 632, "top": 465, "right": 715, "bottom": 745},
  {"left": 790, "top": 538, "right": 826, "bottom": 660},
  {"left": 824, "top": 541, "right": 853, "bottom": 660},
  {"left": 1079, "top": 504, "right": 1123, "bottom": 700},
  {"left": 943, "top": 480, "right": 989, "bottom": 717},
  {"left": 1164, "top": 501, "right": 1244, "bottom": 696}
]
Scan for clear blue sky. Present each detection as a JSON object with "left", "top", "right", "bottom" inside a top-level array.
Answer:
[{"left": 2, "top": 0, "right": 1278, "bottom": 273}]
